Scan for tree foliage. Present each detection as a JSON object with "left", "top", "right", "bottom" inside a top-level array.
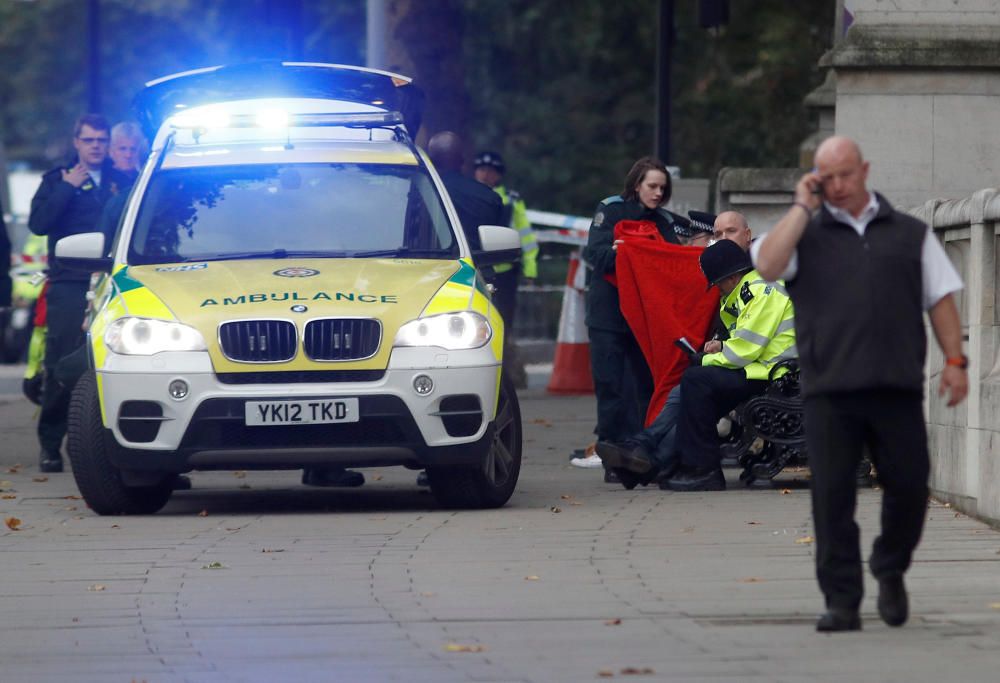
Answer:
[{"left": 1, "top": 0, "right": 831, "bottom": 216}]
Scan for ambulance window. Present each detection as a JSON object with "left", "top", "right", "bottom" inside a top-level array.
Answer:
[{"left": 128, "top": 163, "right": 458, "bottom": 264}]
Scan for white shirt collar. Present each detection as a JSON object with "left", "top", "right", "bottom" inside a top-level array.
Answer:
[{"left": 824, "top": 193, "right": 879, "bottom": 236}]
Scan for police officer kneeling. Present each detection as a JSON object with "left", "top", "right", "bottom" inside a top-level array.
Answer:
[{"left": 661, "top": 239, "right": 797, "bottom": 492}]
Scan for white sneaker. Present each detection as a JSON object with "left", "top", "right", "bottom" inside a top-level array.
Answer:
[{"left": 570, "top": 453, "right": 603, "bottom": 469}]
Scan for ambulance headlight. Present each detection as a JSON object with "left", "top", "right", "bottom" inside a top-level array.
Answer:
[
  {"left": 393, "top": 312, "right": 492, "bottom": 350},
  {"left": 105, "top": 317, "right": 207, "bottom": 355}
]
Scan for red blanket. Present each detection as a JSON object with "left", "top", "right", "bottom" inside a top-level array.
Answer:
[{"left": 614, "top": 221, "right": 719, "bottom": 425}]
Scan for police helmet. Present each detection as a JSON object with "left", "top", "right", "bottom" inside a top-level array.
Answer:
[
  {"left": 700, "top": 239, "right": 751, "bottom": 290},
  {"left": 473, "top": 150, "right": 505, "bottom": 174}
]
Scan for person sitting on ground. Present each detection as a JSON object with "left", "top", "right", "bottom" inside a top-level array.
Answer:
[{"left": 602, "top": 239, "right": 796, "bottom": 491}]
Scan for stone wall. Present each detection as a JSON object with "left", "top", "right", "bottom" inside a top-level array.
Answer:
[
  {"left": 714, "top": 168, "right": 800, "bottom": 237},
  {"left": 909, "top": 189, "right": 1000, "bottom": 526}
]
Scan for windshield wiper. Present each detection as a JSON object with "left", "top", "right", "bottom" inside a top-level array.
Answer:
[
  {"left": 348, "top": 248, "right": 450, "bottom": 258},
  {"left": 198, "top": 249, "right": 349, "bottom": 262}
]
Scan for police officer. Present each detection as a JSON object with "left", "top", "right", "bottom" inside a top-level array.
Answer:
[
  {"left": 473, "top": 150, "right": 539, "bottom": 387},
  {"left": 28, "top": 114, "right": 132, "bottom": 472},
  {"left": 581, "top": 157, "right": 681, "bottom": 470},
  {"left": 662, "top": 239, "right": 797, "bottom": 491}
]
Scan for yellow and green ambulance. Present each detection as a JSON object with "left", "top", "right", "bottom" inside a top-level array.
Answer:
[{"left": 54, "top": 63, "right": 523, "bottom": 514}]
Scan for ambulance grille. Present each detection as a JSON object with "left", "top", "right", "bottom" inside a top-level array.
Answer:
[
  {"left": 304, "top": 318, "right": 381, "bottom": 361},
  {"left": 219, "top": 320, "right": 297, "bottom": 363}
]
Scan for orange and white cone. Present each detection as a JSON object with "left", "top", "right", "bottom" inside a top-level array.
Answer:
[{"left": 547, "top": 248, "right": 594, "bottom": 394}]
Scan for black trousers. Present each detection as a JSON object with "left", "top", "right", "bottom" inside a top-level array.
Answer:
[
  {"left": 674, "top": 365, "right": 766, "bottom": 469},
  {"left": 804, "top": 390, "right": 930, "bottom": 611},
  {"left": 587, "top": 326, "right": 652, "bottom": 442},
  {"left": 38, "top": 280, "right": 89, "bottom": 455}
]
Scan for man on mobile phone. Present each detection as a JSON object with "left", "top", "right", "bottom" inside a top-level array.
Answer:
[{"left": 753, "top": 136, "right": 967, "bottom": 633}]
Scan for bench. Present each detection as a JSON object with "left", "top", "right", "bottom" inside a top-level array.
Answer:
[{"left": 720, "top": 359, "right": 807, "bottom": 486}]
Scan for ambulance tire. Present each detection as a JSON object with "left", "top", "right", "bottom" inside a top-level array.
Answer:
[
  {"left": 67, "top": 371, "right": 173, "bottom": 515},
  {"left": 428, "top": 374, "right": 522, "bottom": 509}
]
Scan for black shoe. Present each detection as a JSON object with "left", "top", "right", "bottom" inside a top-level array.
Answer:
[
  {"left": 416, "top": 470, "right": 430, "bottom": 487},
  {"left": 596, "top": 440, "right": 655, "bottom": 474},
  {"left": 816, "top": 608, "right": 862, "bottom": 632},
  {"left": 171, "top": 475, "right": 192, "bottom": 491},
  {"left": 660, "top": 466, "right": 725, "bottom": 492},
  {"left": 877, "top": 575, "right": 908, "bottom": 627},
  {"left": 302, "top": 467, "right": 365, "bottom": 487},
  {"left": 603, "top": 468, "right": 621, "bottom": 484},
  {"left": 39, "top": 451, "right": 63, "bottom": 473}
]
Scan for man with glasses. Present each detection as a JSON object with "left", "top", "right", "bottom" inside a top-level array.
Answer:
[{"left": 28, "top": 114, "right": 132, "bottom": 473}]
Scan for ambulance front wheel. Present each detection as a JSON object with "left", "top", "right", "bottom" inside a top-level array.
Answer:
[
  {"left": 427, "top": 374, "right": 522, "bottom": 509},
  {"left": 67, "top": 371, "right": 174, "bottom": 515}
]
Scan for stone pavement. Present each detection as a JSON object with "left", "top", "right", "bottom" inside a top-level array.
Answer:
[{"left": 1, "top": 377, "right": 998, "bottom": 682}]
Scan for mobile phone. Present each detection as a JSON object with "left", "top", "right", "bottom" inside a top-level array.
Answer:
[{"left": 810, "top": 168, "right": 824, "bottom": 196}]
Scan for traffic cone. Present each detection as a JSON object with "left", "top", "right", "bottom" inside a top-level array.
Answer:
[{"left": 547, "top": 248, "right": 594, "bottom": 394}]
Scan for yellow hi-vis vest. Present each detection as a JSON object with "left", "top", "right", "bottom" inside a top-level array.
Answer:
[
  {"left": 702, "top": 270, "right": 797, "bottom": 380},
  {"left": 492, "top": 184, "right": 539, "bottom": 278}
]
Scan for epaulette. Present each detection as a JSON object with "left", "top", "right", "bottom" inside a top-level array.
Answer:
[{"left": 600, "top": 195, "right": 623, "bottom": 206}]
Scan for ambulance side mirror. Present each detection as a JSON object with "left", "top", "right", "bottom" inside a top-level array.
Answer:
[
  {"left": 474, "top": 224, "right": 521, "bottom": 267},
  {"left": 54, "top": 232, "right": 112, "bottom": 273}
]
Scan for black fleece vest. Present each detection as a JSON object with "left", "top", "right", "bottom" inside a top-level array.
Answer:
[{"left": 787, "top": 194, "right": 927, "bottom": 397}]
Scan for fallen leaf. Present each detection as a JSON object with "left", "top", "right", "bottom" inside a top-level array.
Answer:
[
  {"left": 530, "top": 418, "right": 552, "bottom": 427},
  {"left": 780, "top": 488, "right": 792, "bottom": 495},
  {"left": 63, "top": 495, "right": 82, "bottom": 500},
  {"left": 598, "top": 670, "right": 615, "bottom": 678},
  {"left": 6, "top": 465, "right": 22, "bottom": 474},
  {"left": 261, "top": 548, "right": 285, "bottom": 553},
  {"left": 443, "top": 643, "right": 487, "bottom": 653},
  {"left": 0, "top": 480, "right": 13, "bottom": 488},
  {"left": 944, "top": 503, "right": 952, "bottom": 508},
  {"left": 621, "top": 667, "right": 655, "bottom": 676},
  {"left": 739, "top": 577, "right": 764, "bottom": 583},
  {"left": 232, "top": 470, "right": 247, "bottom": 478},
  {"left": 202, "top": 561, "right": 225, "bottom": 570},
  {"left": 372, "top": 474, "right": 383, "bottom": 481},
  {"left": 87, "top": 584, "right": 106, "bottom": 592},
  {"left": 5, "top": 516, "right": 22, "bottom": 530},
  {"left": 32, "top": 476, "right": 49, "bottom": 483},
  {"left": 560, "top": 494, "right": 573, "bottom": 500},
  {"left": 550, "top": 506, "right": 562, "bottom": 513},
  {"left": 420, "top": 591, "right": 436, "bottom": 597},
  {"left": 63, "top": 506, "right": 77, "bottom": 511},
  {"left": 110, "top": 524, "right": 120, "bottom": 529},
  {"left": 795, "top": 536, "right": 815, "bottom": 545},
  {"left": 604, "top": 618, "right": 622, "bottom": 626},
  {"left": 524, "top": 575, "right": 540, "bottom": 581},
  {"left": 198, "top": 510, "right": 209, "bottom": 517},
  {"left": 570, "top": 501, "right": 583, "bottom": 506},
  {"left": 989, "top": 603, "right": 1000, "bottom": 610},
  {"left": 746, "top": 521, "right": 761, "bottom": 525},
  {"left": 2, "top": 494, "right": 16, "bottom": 500}
]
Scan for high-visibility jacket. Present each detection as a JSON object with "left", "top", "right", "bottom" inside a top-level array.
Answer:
[
  {"left": 492, "top": 184, "right": 539, "bottom": 278},
  {"left": 702, "top": 269, "right": 797, "bottom": 380}
]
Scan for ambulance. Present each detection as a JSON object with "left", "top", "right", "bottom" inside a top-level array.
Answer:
[{"left": 55, "top": 63, "right": 523, "bottom": 515}]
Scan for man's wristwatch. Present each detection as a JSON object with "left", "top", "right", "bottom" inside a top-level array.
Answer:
[{"left": 945, "top": 355, "right": 969, "bottom": 369}]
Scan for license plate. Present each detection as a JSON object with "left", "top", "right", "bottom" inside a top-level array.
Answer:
[{"left": 245, "top": 398, "right": 359, "bottom": 426}]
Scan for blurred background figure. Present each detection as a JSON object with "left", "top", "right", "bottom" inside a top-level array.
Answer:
[
  {"left": 473, "top": 150, "right": 538, "bottom": 388},
  {"left": 109, "top": 121, "right": 148, "bottom": 182}
]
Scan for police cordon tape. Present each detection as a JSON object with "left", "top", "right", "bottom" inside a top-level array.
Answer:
[{"left": 526, "top": 209, "right": 591, "bottom": 246}]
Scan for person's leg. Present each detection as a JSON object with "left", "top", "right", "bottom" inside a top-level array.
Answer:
[
  {"left": 865, "top": 390, "right": 929, "bottom": 626},
  {"left": 622, "top": 331, "right": 653, "bottom": 434},
  {"left": 37, "top": 282, "right": 88, "bottom": 467},
  {"left": 673, "top": 366, "right": 764, "bottom": 471},
  {"left": 804, "top": 394, "right": 866, "bottom": 613},
  {"left": 587, "top": 327, "right": 631, "bottom": 442}
]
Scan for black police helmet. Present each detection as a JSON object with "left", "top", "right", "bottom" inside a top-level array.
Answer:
[
  {"left": 700, "top": 239, "right": 751, "bottom": 290},
  {"left": 473, "top": 150, "right": 505, "bottom": 174}
]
